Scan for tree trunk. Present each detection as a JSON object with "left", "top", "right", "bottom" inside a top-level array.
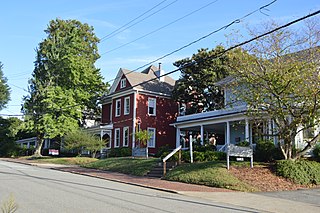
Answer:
[
  {"left": 33, "top": 136, "right": 44, "bottom": 157},
  {"left": 293, "top": 133, "right": 320, "bottom": 160}
]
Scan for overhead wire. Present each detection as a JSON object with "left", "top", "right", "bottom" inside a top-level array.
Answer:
[
  {"left": 100, "top": 0, "right": 220, "bottom": 55},
  {"left": 4, "top": 8, "right": 319, "bottom": 118},
  {"left": 100, "top": 0, "right": 178, "bottom": 42},
  {"left": 129, "top": 9, "right": 320, "bottom": 89},
  {"left": 104, "top": 0, "right": 277, "bottom": 84}
]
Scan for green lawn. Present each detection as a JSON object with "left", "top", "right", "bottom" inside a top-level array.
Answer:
[
  {"left": 164, "top": 161, "right": 258, "bottom": 192},
  {"left": 22, "top": 156, "right": 98, "bottom": 166},
  {"left": 83, "top": 157, "right": 160, "bottom": 176}
]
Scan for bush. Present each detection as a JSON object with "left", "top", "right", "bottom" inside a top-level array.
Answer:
[
  {"left": 160, "top": 149, "right": 226, "bottom": 163},
  {"left": 313, "top": 143, "right": 320, "bottom": 162},
  {"left": 254, "top": 139, "right": 283, "bottom": 162},
  {"left": 155, "top": 145, "right": 171, "bottom": 158},
  {"left": 176, "top": 150, "right": 225, "bottom": 162},
  {"left": 0, "top": 142, "right": 20, "bottom": 157},
  {"left": 237, "top": 141, "right": 250, "bottom": 147},
  {"left": 276, "top": 160, "right": 320, "bottom": 185},
  {"left": 108, "top": 147, "right": 132, "bottom": 158}
]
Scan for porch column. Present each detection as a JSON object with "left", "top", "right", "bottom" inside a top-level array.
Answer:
[
  {"left": 226, "top": 121, "right": 230, "bottom": 145},
  {"left": 176, "top": 127, "right": 181, "bottom": 148},
  {"left": 200, "top": 125, "right": 204, "bottom": 145},
  {"left": 189, "top": 134, "right": 193, "bottom": 163},
  {"left": 268, "top": 119, "right": 272, "bottom": 140},
  {"left": 245, "top": 119, "right": 250, "bottom": 145},
  {"left": 272, "top": 120, "right": 277, "bottom": 145},
  {"left": 100, "top": 130, "right": 104, "bottom": 140}
]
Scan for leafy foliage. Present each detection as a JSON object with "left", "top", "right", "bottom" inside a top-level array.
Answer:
[
  {"left": 276, "top": 160, "right": 320, "bottom": 185},
  {"left": 160, "top": 150, "right": 226, "bottom": 163},
  {"left": 164, "top": 161, "right": 257, "bottom": 192},
  {"left": 228, "top": 19, "right": 320, "bottom": 159},
  {"left": 0, "top": 62, "right": 10, "bottom": 111},
  {"left": 64, "top": 129, "right": 105, "bottom": 157},
  {"left": 313, "top": 143, "right": 320, "bottom": 162},
  {"left": 254, "top": 139, "right": 283, "bottom": 162},
  {"left": 0, "top": 117, "right": 33, "bottom": 157},
  {"left": 134, "top": 130, "right": 152, "bottom": 147},
  {"left": 108, "top": 147, "right": 132, "bottom": 157},
  {"left": 172, "top": 46, "right": 230, "bottom": 114},
  {"left": 23, "top": 19, "right": 108, "bottom": 156}
]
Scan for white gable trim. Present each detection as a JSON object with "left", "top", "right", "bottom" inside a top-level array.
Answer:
[{"left": 109, "top": 69, "right": 125, "bottom": 94}]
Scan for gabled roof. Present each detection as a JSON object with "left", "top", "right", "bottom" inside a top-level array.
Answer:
[{"left": 108, "top": 65, "right": 176, "bottom": 96}]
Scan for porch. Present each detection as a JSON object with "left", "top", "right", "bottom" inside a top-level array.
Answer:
[{"left": 172, "top": 106, "right": 259, "bottom": 151}]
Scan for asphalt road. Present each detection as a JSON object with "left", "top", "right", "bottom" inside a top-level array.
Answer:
[
  {"left": 0, "top": 160, "right": 256, "bottom": 213},
  {"left": 257, "top": 188, "right": 320, "bottom": 207}
]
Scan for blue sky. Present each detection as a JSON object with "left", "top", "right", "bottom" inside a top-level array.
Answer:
[{"left": 0, "top": 0, "right": 319, "bottom": 117}]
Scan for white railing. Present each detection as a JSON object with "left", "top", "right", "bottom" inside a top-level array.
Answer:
[{"left": 162, "top": 145, "right": 182, "bottom": 176}]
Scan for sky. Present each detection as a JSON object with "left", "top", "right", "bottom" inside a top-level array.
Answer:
[{"left": 0, "top": 0, "right": 319, "bottom": 117}]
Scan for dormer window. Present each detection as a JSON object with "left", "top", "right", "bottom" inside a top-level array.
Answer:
[{"left": 120, "top": 78, "right": 126, "bottom": 88}]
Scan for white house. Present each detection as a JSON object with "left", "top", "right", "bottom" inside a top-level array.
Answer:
[{"left": 171, "top": 76, "right": 314, "bottom": 152}]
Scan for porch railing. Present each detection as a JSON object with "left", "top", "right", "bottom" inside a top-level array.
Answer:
[{"left": 162, "top": 145, "right": 182, "bottom": 176}]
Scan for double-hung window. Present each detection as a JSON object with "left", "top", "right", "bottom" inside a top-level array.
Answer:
[
  {"left": 123, "top": 127, "right": 129, "bottom": 147},
  {"left": 114, "top": 128, "right": 120, "bottom": 147},
  {"left": 148, "top": 97, "right": 156, "bottom": 116},
  {"left": 120, "top": 78, "right": 126, "bottom": 88},
  {"left": 115, "top": 99, "right": 121, "bottom": 117},
  {"left": 147, "top": 128, "right": 156, "bottom": 148},
  {"left": 124, "top": 97, "right": 130, "bottom": 115}
]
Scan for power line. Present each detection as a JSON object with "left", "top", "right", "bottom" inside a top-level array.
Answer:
[
  {"left": 6, "top": 9, "right": 320, "bottom": 118},
  {"left": 128, "top": 9, "right": 320, "bottom": 89},
  {"left": 100, "top": 0, "right": 177, "bottom": 42},
  {"left": 100, "top": 0, "right": 220, "bottom": 55},
  {"left": 105, "top": 0, "right": 277, "bottom": 84},
  {"left": 7, "top": 83, "right": 28, "bottom": 93}
]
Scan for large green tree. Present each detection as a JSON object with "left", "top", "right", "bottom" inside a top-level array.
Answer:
[
  {"left": 228, "top": 19, "right": 320, "bottom": 160},
  {"left": 23, "top": 19, "right": 108, "bottom": 156},
  {"left": 0, "top": 62, "right": 10, "bottom": 110},
  {"left": 172, "top": 46, "right": 230, "bottom": 114},
  {"left": 0, "top": 117, "right": 27, "bottom": 157}
]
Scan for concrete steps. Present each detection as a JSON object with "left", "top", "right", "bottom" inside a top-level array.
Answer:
[{"left": 146, "top": 161, "right": 177, "bottom": 178}]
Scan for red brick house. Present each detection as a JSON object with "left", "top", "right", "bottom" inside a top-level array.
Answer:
[{"left": 96, "top": 65, "right": 178, "bottom": 155}]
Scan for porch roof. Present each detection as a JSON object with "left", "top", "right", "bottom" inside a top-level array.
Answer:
[{"left": 172, "top": 105, "right": 248, "bottom": 127}]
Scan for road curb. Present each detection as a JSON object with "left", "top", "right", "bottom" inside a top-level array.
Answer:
[
  {"left": 52, "top": 167, "right": 179, "bottom": 194},
  {"left": 1, "top": 158, "right": 179, "bottom": 194}
]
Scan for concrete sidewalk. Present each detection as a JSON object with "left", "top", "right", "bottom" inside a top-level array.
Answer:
[{"left": 2, "top": 158, "right": 319, "bottom": 213}]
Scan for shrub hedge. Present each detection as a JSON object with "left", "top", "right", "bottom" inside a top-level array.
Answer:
[
  {"left": 276, "top": 160, "right": 320, "bottom": 185},
  {"left": 254, "top": 139, "right": 283, "bottom": 162},
  {"left": 160, "top": 150, "right": 226, "bottom": 163},
  {"left": 108, "top": 147, "right": 132, "bottom": 157},
  {"left": 313, "top": 143, "right": 320, "bottom": 162}
]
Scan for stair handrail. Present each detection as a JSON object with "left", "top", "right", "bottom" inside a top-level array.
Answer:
[{"left": 162, "top": 145, "right": 182, "bottom": 176}]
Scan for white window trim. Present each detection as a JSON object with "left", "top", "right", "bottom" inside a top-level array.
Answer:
[
  {"left": 148, "top": 97, "right": 156, "bottom": 116},
  {"left": 124, "top": 97, "right": 130, "bottom": 115},
  {"left": 120, "top": 78, "right": 126, "bottom": 88},
  {"left": 147, "top": 127, "right": 156, "bottom": 148},
  {"left": 114, "top": 128, "right": 120, "bottom": 148},
  {"left": 123, "top": 127, "right": 129, "bottom": 147},
  {"left": 115, "top": 99, "right": 121, "bottom": 117}
]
